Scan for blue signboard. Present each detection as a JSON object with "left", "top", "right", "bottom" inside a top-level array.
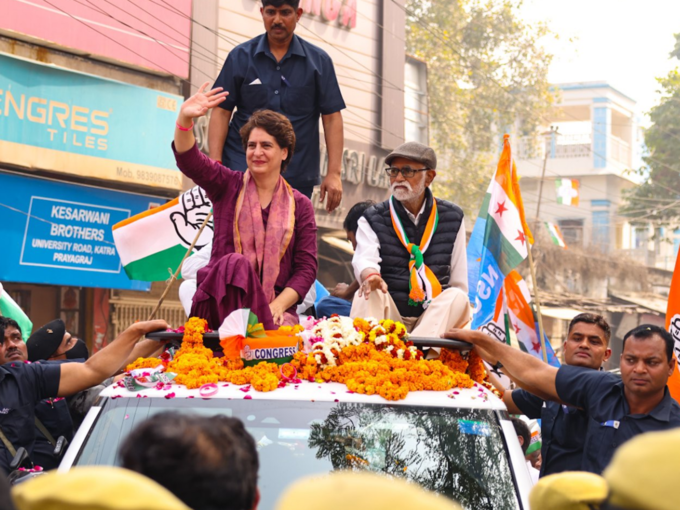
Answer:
[
  {"left": 0, "top": 172, "right": 156, "bottom": 290},
  {"left": 0, "top": 52, "right": 183, "bottom": 190}
]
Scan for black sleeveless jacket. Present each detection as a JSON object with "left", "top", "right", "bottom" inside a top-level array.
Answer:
[{"left": 363, "top": 188, "right": 464, "bottom": 317}]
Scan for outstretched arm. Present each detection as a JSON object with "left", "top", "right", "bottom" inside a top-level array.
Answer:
[
  {"left": 58, "top": 320, "right": 168, "bottom": 396},
  {"left": 443, "top": 328, "right": 561, "bottom": 402}
]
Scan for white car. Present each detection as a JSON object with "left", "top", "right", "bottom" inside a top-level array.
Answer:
[{"left": 59, "top": 377, "right": 533, "bottom": 509}]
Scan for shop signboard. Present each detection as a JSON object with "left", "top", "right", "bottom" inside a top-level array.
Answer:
[
  {"left": 0, "top": 52, "right": 183, "bottom": 190},
  {"left": 0, "top": 171, "right": 158, "bottom": 290},
  {"left": 1, "top": 0, "right": 191, "bottom": 78}
]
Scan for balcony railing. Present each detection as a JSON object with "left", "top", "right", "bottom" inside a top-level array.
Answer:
[{"left": 517, "top": 133, "right": 631, "bottom": 167}]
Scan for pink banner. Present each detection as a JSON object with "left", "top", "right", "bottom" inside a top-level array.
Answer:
[{"left": 2, "top": 0, "right": 192, "bottom": 78}]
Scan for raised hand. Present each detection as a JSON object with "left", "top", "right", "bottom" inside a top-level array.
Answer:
[{"left": 179, "top": 81, "right": 229, "bottom": 121}]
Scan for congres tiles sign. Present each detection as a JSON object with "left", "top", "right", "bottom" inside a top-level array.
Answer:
[
  {"left": 0, "top": 0, "right": 191, "bottom": 78},
  {"left": 0, "top": 171, "right": 156, "bottom": 290},
  {"left": 0, "top": 53, "right": 183, "bottom": 189}
]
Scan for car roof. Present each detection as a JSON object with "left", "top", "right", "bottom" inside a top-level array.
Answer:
[{"left": 100, "top": 380, "right": 507, "bottom": 410}]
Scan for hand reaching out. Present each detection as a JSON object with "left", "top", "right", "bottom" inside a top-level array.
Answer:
[{"left": 358, "top": 274, "right": 387, "bottom": 300}]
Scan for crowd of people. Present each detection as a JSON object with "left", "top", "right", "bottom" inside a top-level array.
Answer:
[{"left": 0, "top": 0, "right": 677, "bottom": 508}]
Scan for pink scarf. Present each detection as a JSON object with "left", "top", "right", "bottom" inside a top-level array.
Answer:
[{"left": 233, "top": 171, "right": 296, "bottom": 303}]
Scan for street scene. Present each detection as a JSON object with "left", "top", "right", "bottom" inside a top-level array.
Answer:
[{"left": 0, "top": 0, "right": 679, "bottom": 509}]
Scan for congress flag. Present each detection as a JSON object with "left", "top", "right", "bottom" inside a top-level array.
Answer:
[
  {"left": 112, "top": 187, "right": 213, "bottom": 281},
  {"left": 555, "top": 178, "right": 579, "bottom": 206},
  {"left": 545, "top": 221, "right": 567, "bottom": 249},
  {"left": 504, "top": 271, "right": 560, "bottom": 366},
  {"left": 665, "top": 252, "right": 680, "bottom": 403},
  {"left": 468, "top": 134, "right": 533, "bottom": 330}
]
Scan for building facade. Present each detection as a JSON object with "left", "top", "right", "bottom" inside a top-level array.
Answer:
[
  {"left": 0, "top": 0, "right": 191, "bottom": 348},
  {"left": 515, "top": 82, "right": 674, "bottom": 369}
]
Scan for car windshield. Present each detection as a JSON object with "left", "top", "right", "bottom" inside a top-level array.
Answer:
[{"left": 75, "top": 398, "right": 520, "bottom": 510}]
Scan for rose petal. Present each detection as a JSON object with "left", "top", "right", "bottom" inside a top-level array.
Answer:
[
  {"left": 164, "top": 392, "right": 176, "bottom": 399},
  {"left": 124, "top": 414, "right": 129, "bottom": 420},
  {"left": 243, "top": 395, "right": 252, "bottom": 400}
]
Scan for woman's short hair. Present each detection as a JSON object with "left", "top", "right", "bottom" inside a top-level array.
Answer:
[{"left": 240, "top": 109, "right": 296, "bottom": 173}]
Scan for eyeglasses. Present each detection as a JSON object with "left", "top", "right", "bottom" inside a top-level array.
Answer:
[{"left": 384, "top": 166, "right": 429, "bottom": 178}]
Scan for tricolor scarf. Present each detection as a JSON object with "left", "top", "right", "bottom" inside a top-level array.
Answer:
[
  {"left": 389, "top": 196, "right": 442, "bottom": 306},
  {"left": 233, "top": 171, "right": 296, "bottom": 303}
]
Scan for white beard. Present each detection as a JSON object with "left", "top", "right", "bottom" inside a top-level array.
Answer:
[{"left": 391, "top": 179, "right": 425, "bottom": 203}]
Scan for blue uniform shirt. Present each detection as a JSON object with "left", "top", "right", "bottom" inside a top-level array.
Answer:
[
  {"left": 0, "top": 362, "right": 60, "bottom": 473},
  {"left": 556, "top": 365, "right": 680, "bottom": 474},
  {"left": 32, "top": 359, "right": 82, "bottom": 470},
  {"left": 214, "top": 34, "right": 346, "bottom": 189},
  {"left": 512, "top": 388, "right": 589, "bottom": 477}
]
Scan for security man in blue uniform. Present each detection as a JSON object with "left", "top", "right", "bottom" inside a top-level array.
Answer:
[
  {"left": 503, "top": 313, "right": 612, "bottom": 476},
  {"left": 0, "top": 316, "right": 167, "bottom": 473},
  {"left": 445, "top": 323, "right": 680, "bottom": 474},
  {"left": 208, "top": 0, "right": 346, "bottom": 211},
  {"left": 24, "top": 318, "right": 91, "bottom": 470}
]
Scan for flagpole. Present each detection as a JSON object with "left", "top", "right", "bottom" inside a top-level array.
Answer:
[
  {"left": 527, "top": 245, "right": 548, "bottom": 363},
  {"left": 528, "top": 127, "right": 555, "bottom": 364},
  {"left": 147, "top": 211, "right": 213, "bottom": 321}
]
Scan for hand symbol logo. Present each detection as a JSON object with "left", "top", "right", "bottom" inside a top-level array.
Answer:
[{"left": 170, "top": 186, "right": 214, "bottom": 249}]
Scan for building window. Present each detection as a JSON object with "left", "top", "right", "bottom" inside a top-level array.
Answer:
[
  {"left": 404, "top": 56, "right": 428, "bottom": 145},
  {"left": 557, "top": 219, "right": 584, "bottom": 247},
  {"left": 591, "top": 210, "right": 610, "bottom": 253}
]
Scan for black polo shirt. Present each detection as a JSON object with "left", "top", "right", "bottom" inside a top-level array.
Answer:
[
  {"left": 512, "top": 389, "right": 589, "bottom": 477},
  {"left": 214, "top": 33, "right": 346, "bottom": 189},
  {"left": 0, "top": 361, "right": 60, "bottom": 473},
  {"left": 556, "top": 365, "right": 680, "bottom": 474}
]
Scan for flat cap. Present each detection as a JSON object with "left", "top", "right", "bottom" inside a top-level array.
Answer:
[
  {"left": 604, "top": 428, "right": 680, "bottom": 510},
  {"left": 385, "top": 141, "right": 437, "bottom": 170},
  {"left": 12, "top": 466, "right": 190, "bottom": 510},
  {"left": 26, "top": 319, "right": 65, "bottom": 362},
  {"left": 529, "top": 472, "right": 608, "bottom": 510}
]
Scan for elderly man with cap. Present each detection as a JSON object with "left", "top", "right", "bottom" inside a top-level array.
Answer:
[{"left": 350, "top": 141, "right": 469, "bottom": 336}]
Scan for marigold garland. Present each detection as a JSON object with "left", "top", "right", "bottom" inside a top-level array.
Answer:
[
  {"left": 125, "top": 317, "right": 283, "bottom": 392},
  {"left": 126, "top": 357, "right": 166, "bottom": 371},
  {"left": 125, "top": 316, "right": 489, "bottom": 400}
]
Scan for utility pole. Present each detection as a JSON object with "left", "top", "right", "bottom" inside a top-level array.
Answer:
[{"left": 534, "top": 126, "right": 557, "bottom": 233}]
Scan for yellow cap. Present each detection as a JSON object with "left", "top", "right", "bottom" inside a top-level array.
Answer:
[
  {"left": 276, "top": 471, "right": 462, "bottom": 510},
  {"left": 12, "top": 466, "right": 190, "bottom": 510},
  {"left": 529, "top": 471, "right": 608, "bottom": 510},
  {"left": 604, "top": 428, "right": 680, "bottom": 510}
]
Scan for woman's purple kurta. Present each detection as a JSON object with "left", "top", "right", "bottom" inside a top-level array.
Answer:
[{"left": 172, "top": 142, "right": 318, "bottom": 329}]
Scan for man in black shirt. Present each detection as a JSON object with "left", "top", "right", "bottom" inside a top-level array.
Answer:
[
  {"left": 503, "top": 313, "right": 611, "bottom": 476},
  {"left": 0, "top": 316, "right": 167, "bottom": 473},
  {"left": 445, "top": 323, "right": 680, "bottom": 474}
]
